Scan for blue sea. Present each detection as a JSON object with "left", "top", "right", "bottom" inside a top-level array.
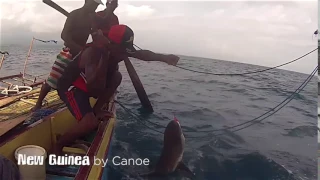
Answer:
[{"left": 0, "top": 44, "right": 317, "bottom": 180}]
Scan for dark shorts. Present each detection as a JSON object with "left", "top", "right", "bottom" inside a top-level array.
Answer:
[
  {"left": 57, "top": 65, "right": 119, "bottom": 121},
  {"left": 57, "top": 87, "right": 93, "bottom": 121}
]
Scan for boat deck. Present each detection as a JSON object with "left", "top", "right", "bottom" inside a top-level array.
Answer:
[
  {"left": 0, "top": 89, "right": 65, "bottom": 137},
  {"left": 0, "top": 89, "right": 63, "bottom": 122},
  {"left": 45, "top": 132, "right": 97, "bottom": 179}
]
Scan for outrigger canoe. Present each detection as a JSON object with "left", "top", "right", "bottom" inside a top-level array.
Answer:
[{"left": 0, "top": 89, "right": 117, "bottom": 180}]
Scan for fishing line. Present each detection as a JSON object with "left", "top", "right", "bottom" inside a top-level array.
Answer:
[
  {"left": 118, "top": 63, "right": 316, "bottom": 133},
  {"left": 115, "top": 100, "right": 165, "bottom": 134},
  {"left": 187, "top": 66, "right": 317, "bottom": 138},
  {"left": 33, "top": 38, "right": 58, "bottom": 44},
  {"left": 185, "top": 65, "right": 318, "bottom": 134},
  {"left": 133, "top": 44, "right": 317, "bottom": 76},
  {"left": 116, "top": 66, "right": 317, "bottom": 138}
]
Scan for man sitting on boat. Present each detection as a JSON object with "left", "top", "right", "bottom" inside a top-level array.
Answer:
[
  {"left": 31, "top": 0, "right": 104, "bottom": 112},
  {"left": 52, "top": 25, "right": 128, "bottom": 155},
  {"left": 53, "top": 24, "right": 178, "bottom": 155},
  {"left": 87, "top": 0, "right": 180, "bottom": 112}
]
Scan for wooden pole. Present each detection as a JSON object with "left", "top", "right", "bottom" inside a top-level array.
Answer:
[
  {"left": 0, "top": 54, "right": 5, "bottom": 71},
  {"left": 124, "top": 58, "right": 153, "bottom": 111},
  {"left": 42, "top": 0, "right": 154, "bottom": 111},
  {"left": 23, "top": 37, "right": 35, "bottom": 78}
]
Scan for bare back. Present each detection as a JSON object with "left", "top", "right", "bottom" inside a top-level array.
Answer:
[{"left": 62, "top": 9, "right": 93, "bottom": 55}]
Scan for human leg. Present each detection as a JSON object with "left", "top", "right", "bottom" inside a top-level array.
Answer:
[
  {"left": 93, "top": 70, "right": 122, "bottom": 115},
  {"left": 32, "top": 48, "right": 73, "bottom": 111},
  {"left": 54, "top": 87, "right": 100, "bottom": 155},
  {"left": 31, "top": 82, "right": 51, "bottom": 111}
]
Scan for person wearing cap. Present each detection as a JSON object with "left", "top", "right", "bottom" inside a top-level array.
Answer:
[
  {"left": 92, "top": 0, "right": 179, "bottom": 67},
  {"left": 31, "top": 0, "right": 106, "bottom": 112},
  {"left": 86, "top": 0, "right": 179, "bottom": 113},
  {"left": 52, "top": 24, "right": 139, "bottom": 155}
]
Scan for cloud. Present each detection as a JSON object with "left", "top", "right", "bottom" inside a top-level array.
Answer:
[
  {"left": 120, "top": 4, "right": 155, "bottom": 18},
  {"left": 0, "top": 1, "right": 317, "bottom": 74}
]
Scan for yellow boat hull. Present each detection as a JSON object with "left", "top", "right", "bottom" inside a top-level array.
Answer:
[{"left": 0, "top": 93, "right": 116, "bottom": 179}]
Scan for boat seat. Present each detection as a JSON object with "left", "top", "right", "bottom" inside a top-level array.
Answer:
[{"left": 62, "top": 147, "right": 87, "bottom": 156}]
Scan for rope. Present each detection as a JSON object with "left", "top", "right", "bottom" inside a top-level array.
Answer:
[
  {"left": 133, "top": 44, "right": 317, "bottom": 76},
  {"left": 189, "top": 65, "right": 317, "bottom": 138},
  {"left": 0, "top": 51, "right": 9, "bottom": 55},
  {"left": 33, "top": 38, "right": 57, "bottom": 44},
  {"left": 115, "top": 65, "right": 317, "bottom": 138},
  {"left": 0, "top": 85, "right": 33, "bottom": 96},
  {"left": 185, "top": 65, "right": 318, "bottom": 134},
  {"left": 115, "top": 100, "right": 164, "bottom": 134},
  {"left": 176, "top": 48, "right": 317, "bottom": 76}
]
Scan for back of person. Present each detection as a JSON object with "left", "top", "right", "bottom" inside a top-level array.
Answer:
[{"left": 95, "top": 12, "right": 119, "bottom": 33}]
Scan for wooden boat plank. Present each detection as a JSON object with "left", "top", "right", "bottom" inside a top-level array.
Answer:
[
  {"left": 0, "top": 88, "right": 41, "bottom": 108},
  {"left": 0, "top": 74, "right": 22, "bottom": 81},
  {"left": 0, "top": 89, "right": 62, "bottom": 122},
  {"left": 0, "top": 114, "right": 30, "bottom": 137},
  {"left": 0, "top": 118, "right": 52, "bottom": 161},
  {"left": 0, "top": 80, "right": 13, "bottom": 86}
]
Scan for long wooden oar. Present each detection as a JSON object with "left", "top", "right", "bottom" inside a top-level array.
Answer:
[
  {"left": 0, "top": 89, "right": 40, "bottom": 108},
  {"left": 124, "top": 58, "right": 153, "bottom": 111},
  {"left": 43, "top": 0, "right": 69, "bottom": 16},
  {"left": 42, "top": 0, "right": 154, "bottom": 112}
]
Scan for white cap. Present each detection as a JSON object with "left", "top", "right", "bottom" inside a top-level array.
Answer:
[{"left": 94, "top": 0, "right": 104, "bottom": 5}]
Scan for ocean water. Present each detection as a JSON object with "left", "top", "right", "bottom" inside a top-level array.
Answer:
[{"left": 0, "top": 44, "right": 318, "bottom": 180}]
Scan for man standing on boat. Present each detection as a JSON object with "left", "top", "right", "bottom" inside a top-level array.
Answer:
[{"left": 31, "top": 0, "right": 104, "bottom": 111}]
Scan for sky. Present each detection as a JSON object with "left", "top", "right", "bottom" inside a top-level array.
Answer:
[{"left": 0, "top": 0, "right": 318, "bottom": 74}]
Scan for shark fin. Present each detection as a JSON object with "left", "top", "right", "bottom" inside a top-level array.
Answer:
[{"left": 177, "top": 161, "right": 195, "bottom": 177}]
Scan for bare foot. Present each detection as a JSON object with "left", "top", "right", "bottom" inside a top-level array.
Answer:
[
  {"left": 31, "top": 104, "right": 42, "bottom": 112},
  {"left": 96, "top": 111, "right": 114, "bottom": 121},
  {"left": 50, "top": 145, "right": 70, "bottom": 167}
]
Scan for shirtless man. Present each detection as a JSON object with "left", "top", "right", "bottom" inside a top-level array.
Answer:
[
  {"left": 88, "top": 0, "right": 179, "bottom": 112},
  {"left": 31, "top": 0, "right": 104, "bottom": 111},
  {"left": 54, "top": 24, "right": 178, "bottom": 155}
]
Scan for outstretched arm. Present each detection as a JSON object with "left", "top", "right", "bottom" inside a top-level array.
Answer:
[{"left": 129, "top": 50, "right": 179, "bottom": 66}]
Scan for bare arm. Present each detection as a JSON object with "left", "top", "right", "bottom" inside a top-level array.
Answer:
[
  {"left": 61, "top": 11, "right": 83, "bottom": 54},
  {"left": 129, "top": 50, "right": 167, "bottom": 62},
  {"left": 128, "top": 50, "right": 179, "bottom": 66}
]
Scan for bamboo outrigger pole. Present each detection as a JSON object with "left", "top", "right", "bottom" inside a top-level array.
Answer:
[
  {"left": 42, "top": 0, "right": 154, "bottom": 111},
  {"left": 22, "top": 37, "right": 35, "bottom": 78},
  {"left": 0, "top": 55, "right": 5, "bottom": 71}
]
